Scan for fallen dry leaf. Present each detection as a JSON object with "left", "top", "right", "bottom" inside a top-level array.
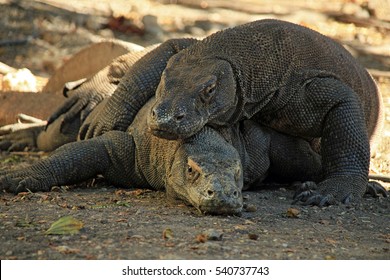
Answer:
[
  {"left": 45, "top": 216, "right": 83, "bottom": 235},
  {"left": 163, "top": 228, "right": 173, "bottom": 240},
  {"left": 286, "top": 208, "right": 300, "bottom": 218},
  {"left": 195, "top": 234, "right": 207, "bottom": 243}
]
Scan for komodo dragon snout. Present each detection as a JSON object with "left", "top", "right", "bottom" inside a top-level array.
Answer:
[
  {"left": 148, "top": 58, "right": 237, "bottom": 140},
  {"left": 166, "top": 145, "right": 244, "bottom": 215}
]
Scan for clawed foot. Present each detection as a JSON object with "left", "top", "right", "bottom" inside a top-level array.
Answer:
[
  {"left": 0, "top": 169, "right": 50, "bottom": 194},
  {"left": 0, "top": 125, "right": 44, "bottom": 151},
  {"left": 293, "top": 179, "right": 388, "bottom": 207},
  {"left": 292, "top": 181, "right": 338, "bottom": 206}
]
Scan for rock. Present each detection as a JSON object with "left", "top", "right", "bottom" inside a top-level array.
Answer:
[
  {"left": 85, "top": 16, "right": 107, "bottom": 31},
  {"left": 142, "top": 15, "right": 164, "bottom": 36},
  {"left": 194, "top": 20, "right": 213, "bottom": 31},
  {"left": 342, "top": 2, "right": 369, "bottom": 18},
  {"left": 98, "top": 29, "right": 115, "bottom": 38},
  {"left": 366, "top": 0, "right": 390, "bottom": 21},
  {"left": 2, "top": 68, "right": 37, "bottom": 92},
  {"left": 248, "top": 233, "right": 259, "bottom": 240},
  {"left": 184, "top": 26, "right": 205, "bottom": 37},
  {"left": 203, "top": 229, "right": 223, "bottom": 241},
  {"left": 244, "top": 203, "right": 257, "bottom": 212}
]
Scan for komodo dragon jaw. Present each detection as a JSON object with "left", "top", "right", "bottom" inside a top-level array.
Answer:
[{"left": 148, "top": 57, "right": 237, "bottom": 140}]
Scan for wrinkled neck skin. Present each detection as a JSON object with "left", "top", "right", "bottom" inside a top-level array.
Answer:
[{"left": 165, "top": 126, "right": 244, "bottom": 215}]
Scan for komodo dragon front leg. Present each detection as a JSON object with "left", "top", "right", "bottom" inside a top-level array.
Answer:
[
  {"left": 79, "top": 38, "right": 199, "bottom": 140},
  {"left": 262, "top": 78, "right": 373, "bottom": 205},
  {"left": 240, "top": 120, "right": 388, "bottom": 200},
  {"left": 45, "top": 45, "right": 159, "bottom": 132},
  {"left": 0, "top": 46, "right": 158, "bottom": 152}
]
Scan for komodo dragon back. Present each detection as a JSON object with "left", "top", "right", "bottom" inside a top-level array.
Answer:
[{"left": 149, "top": 19, "right": 382, "bottom": 143}]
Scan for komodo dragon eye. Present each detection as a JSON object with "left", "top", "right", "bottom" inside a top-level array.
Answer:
[
  {"left": 187, "top": 158, "right": 201, "bottom": 181},
  {"left": 234, "top": 169, "right": 241, "bottom": 183},
  {"left": 200, "top": 82, "right": 216, "bottom": 104},
  {"left": 187, "top": 165, "right": 200, "bottom": 181}
]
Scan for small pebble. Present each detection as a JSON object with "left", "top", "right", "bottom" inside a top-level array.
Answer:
[
  {"left": 244, "top": 204, "right": 257, "bottom": 212},
  {"left": 204, "top": 229, "right": 223, "bottom": 241}
]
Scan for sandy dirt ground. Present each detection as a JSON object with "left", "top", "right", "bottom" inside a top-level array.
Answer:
[{"left": 0, "top": 0, "right": 389, "bottom": 260}]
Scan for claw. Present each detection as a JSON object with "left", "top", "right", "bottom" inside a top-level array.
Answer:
[
  {"left": 15, "top": 180, "right": 28, "bottom": 194},
  {"left": 302, "top": 194, "right": 323, "bottom": 205},
  {"left": 292, "top": 181, "right": 339, "bottom": 206},
  {"left": 46, "top": 96, "right": 78, "bottom": 130},
  {"left": 366, "top": 181, "right": 389, "bottom": 198},
  {"left": 8, "top": 141, "right": 31, "bottom": 152},
  {"left": 342, "top": 193, "right": 353, "bottom": 204},
  {"left": 293, "top": 181, "right": 317, "bottom": 202},
  {"left": 293, "top": 190, "right": 313, "bottom": 204},
  {"left": 0, "top": 139, "right": 11, "bottom": 151}
]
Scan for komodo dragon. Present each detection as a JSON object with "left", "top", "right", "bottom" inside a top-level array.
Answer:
[
  {"left": 60, "top": 19, "right": 383, "bottom": 206},
  {"left": 1, "top": 97, "right": 342, "bottom": 215},
  {"left": 1, "top": 98, "right": 387, "bottom": 215}
]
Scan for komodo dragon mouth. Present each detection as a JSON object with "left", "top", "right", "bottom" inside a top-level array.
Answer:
[{"left": 149, "top": 128, "right": 181, "bottom": 140}]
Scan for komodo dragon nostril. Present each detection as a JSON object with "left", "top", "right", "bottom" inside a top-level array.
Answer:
[
  {"left": 151, "top": 108, "right": 157, "bottom": 119},
  {"left": 174, "top": 113, "right": 185, "bottom": 121},
  {"left": 207, "top": 190, "right": 215, "bottom": 198}
]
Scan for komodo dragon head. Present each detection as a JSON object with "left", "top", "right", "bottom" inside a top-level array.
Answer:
[
  {"left": 165, "top": 127, "right": 243, "bottom": 215},
  {"left": 148, "top": 55, "right": 237, "bottom": 140}
]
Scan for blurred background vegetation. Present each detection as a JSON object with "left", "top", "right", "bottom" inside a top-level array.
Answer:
[{"left": 1, "top": 0, "right": 389, "bottom": 76}]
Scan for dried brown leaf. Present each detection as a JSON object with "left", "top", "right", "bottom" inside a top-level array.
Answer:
[
  {"left": 286, "top": 208, "right": 300, "bottom": 218},
  {"left": 163, "top": 228, "right": 173, "bottom": 240},
  {"left": 195, "top": 234, "right": 207, "bottom": 243},
  {"left": 45, "top": 216, "right": 83, "bottom": 235}
]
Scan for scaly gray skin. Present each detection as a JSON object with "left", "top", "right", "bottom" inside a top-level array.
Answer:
[
  {"left": 1, "top": 100, "right": 387, "bottom": 214},
  {"left": 2, "top": 95, "right": 346, "bottom": 214},
  {"left": 75, "top": 19, "right": 383, "bottom": 206},
  {"left": 0, "top": 104, "right": 387, "bottom": 214}
]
